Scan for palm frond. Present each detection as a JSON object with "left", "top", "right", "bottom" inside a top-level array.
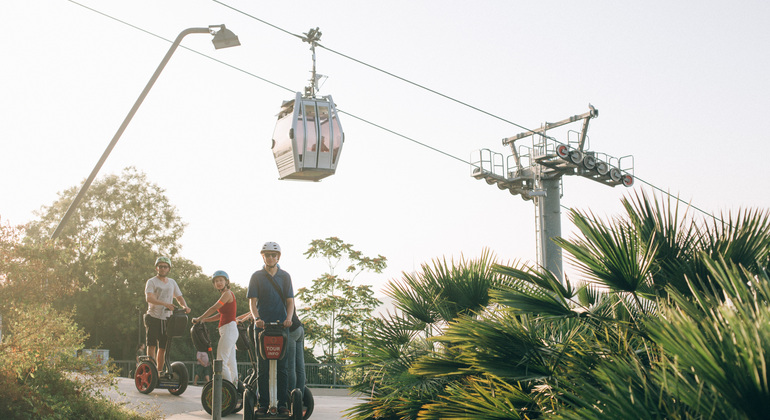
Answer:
[
  {"left": 493, "top": 262, "right": 572, "bottom": 298},
  {"left": 622, "top": 190, "right": 699, "bottom": 294},
  {"left": 492, "top": 263, "right": 576, "bottom": 318},
  {"left": 419, "top": 376, "right": 535, "bottom": 420},
  {"left": 492, "top": 286, "right": 575, "bottom": 319},
  {"left": 548, "top": 351, "right": 680, "bottom": 420},
  {"left": 645, "top": 258, "right": 770, "bottom": 419},
  {"left": 701, "top": 207, "right": 770, "bottom": 273},
  {"left": 421, "top": 315, "right": 557, "bottom": 382},
  {"left": 385, "top": 271, "right": 441, "bottom": 324},
  {"left": 556, "top": 209, "right": 658, "bottom": 298}
]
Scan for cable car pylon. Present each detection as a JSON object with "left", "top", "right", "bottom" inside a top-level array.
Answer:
[
  {"left": 271, "top": 27, "right": 344, "bottom": 181},
  {"left": 470, "top": 105, "right": 634, "bottom": 283}
]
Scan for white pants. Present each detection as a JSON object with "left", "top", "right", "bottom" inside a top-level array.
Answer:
[{"left": 218, "top": 321, "right": 238, "bottom": 384}]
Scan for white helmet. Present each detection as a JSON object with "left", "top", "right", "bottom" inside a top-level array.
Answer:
[{"left": 261, "top": 242, "right": 281, "bottom": 254}]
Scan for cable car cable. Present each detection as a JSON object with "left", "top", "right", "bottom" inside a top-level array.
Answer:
[
  {"left": 336, "top": 110, "right": 468, "bottom": 165},
  {"left": 212, "top": 1, "right": 730, "bottom": 222},
  {"left": 67, "top": 0, "right": 727, "bottom": 224},
  {"left": 213, "top": 0, "right": 550, "bottom": 143}
]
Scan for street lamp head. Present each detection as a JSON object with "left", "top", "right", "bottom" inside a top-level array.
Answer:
[{"left": 209, "top": 24, "right": 240, "bottom": 49}]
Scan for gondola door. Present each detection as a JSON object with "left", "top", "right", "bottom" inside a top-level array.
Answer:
[
  {"left": 300, "top": 101, "right": 318, "bottom": 169},
  {"left": 316, "top": 102, "right": 332, "bottom": 169}
]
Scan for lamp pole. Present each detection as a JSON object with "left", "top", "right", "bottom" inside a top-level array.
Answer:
[{"left": 51, "top": 25, "right": 240, "bottom": 239}]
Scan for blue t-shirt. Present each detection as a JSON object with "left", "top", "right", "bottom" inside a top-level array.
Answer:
[{"left": 247, "top": 265, "right": 294, "bottom": 323}]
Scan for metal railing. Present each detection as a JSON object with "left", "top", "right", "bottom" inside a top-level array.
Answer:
[{"left": 112, "top": 360, "right": 348, "bottom": 388}]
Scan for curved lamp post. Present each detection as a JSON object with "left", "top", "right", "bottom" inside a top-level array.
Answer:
[{"left": 51, "top": 25, "right": 240, "bottom": 239}]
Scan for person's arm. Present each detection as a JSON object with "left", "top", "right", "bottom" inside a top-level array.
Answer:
[
  {"left": 175, "top": 295, "right": 191, "bottom": 314},
  {"left": 193, "top": 291, "right": 232, "bottom": 324},
  {"left": 193, "top": 301, "right": 223, "bottom": 324},
  {"left": 236, "top": 312, "right": 253, "bottom": 323},
  {"left": 283, "top": 297, "right": 295, "bottom": 328},
  {"left": 146, "top": 292, "right": 174, "bottom": 311},
  {"left": 249, "top": 297, "right": 264, "bottom": 329}
]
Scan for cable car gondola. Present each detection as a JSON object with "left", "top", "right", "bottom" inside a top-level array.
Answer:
[
  {"left": 271, "top": 92, "right": 343, "bottom": 181},
  {"left": 271, "top": 27, "right": 344, "bottom": 182}
]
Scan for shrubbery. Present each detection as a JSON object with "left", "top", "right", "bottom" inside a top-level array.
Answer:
[{"left": 0, "top": 304, "right": 152, "bottom": 419}]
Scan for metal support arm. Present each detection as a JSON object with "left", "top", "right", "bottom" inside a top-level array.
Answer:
[
  {"left": 51, "top": 28, "right": 212, "bottom": 239},
  {"left": 502, "top": 104, "right": 598, "bottom": 146}
]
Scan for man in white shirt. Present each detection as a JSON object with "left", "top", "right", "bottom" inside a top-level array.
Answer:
[{"left": 144, "top": 256, "right": 190, "bottom": 373}]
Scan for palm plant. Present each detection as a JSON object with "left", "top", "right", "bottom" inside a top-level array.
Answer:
[
  {"left": 347, "top": 250, "right": 507, "bottom": 419},
  {"left": 349, "top": 190, "right": 770, "bottom": 419}
]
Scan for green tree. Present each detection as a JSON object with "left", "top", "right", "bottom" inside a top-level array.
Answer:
[
  {"left": 1, "top": 220, "right": 152, "bottom": 418},
  {"left": 0, "top": 218, "right": 78, "bottom": 309},
  {"left": 23, "top": 167, "right": 200, "bottom": 359},
  {"left": 296, "top": 237, "right": 386, "bottom": 364}
]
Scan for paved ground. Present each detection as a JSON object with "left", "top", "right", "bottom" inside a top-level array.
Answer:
[{"left": 104, "top": 377, "right": 363, "bottom": 419}]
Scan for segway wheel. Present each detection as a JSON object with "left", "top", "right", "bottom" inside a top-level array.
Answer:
[
  {"left": 302, "top": 387, "right": 314, "bottom": 420},
  {"left": 201, "top": 380, "right": 238, "bottom": 416},
  {"left": 168, "top": 361, "right": 189, "bottom": 395},
  {"left": 290, "top": 388, "right": 303, "bottom": 420},
  {"left": 243, "top": 388, "right": 257, "bottom": 420},
  {"left": 232, "top": 381, "right": 244, "bottom": 413},
  {"left": 134, "top": 361, "right": 158, "bottom": 394}
]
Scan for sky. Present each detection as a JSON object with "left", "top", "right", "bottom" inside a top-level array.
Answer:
[{"left": 2, "top": 0, "right": 770, "bottom": 308}]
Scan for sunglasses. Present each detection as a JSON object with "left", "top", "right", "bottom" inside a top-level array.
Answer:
[{"left": 263, "top": 253, "right": 280, "bottom": 259}]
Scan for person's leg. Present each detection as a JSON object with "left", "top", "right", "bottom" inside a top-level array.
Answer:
[
  {"left": 277, "top": 356, "right": 288, "bottom": 408},
  {"left": 257, "top": 358, "right": 269, "bottom": 408},
  {"left": 156, "top": 331, "right": 170, "bottom": 372},
  {"left": 147, "top": 346, "right": 157, "bottom": 363},
  {"left": 295, "top": 326, "right": 306, "bottom": 391},
  {"left": 156, "top": 348, "right": 166, "bottom": 372},
  {"left": 217, "top": 322, "right": 239, "bottom": 383},
  {"left": 287, "top": 328, "right": 299, "bottom": 390},
  {"left": 145, "top": 316, "right": 160, "bottom": 366}
]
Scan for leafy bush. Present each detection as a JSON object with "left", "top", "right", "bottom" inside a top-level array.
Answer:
[{"left": 0, "top": 304, "right": 153, "bottom": 419}]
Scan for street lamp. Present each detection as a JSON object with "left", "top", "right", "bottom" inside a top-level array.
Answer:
[{"left": 51, "top": 25, "right": 240, "bottom": 239}]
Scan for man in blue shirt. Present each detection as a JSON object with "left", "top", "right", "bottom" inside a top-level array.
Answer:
[{"left": 247, "top": 242, "right": 295, "bottom": 415}]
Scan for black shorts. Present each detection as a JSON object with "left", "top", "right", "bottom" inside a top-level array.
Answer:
[
  {"left": 198, "top": 364, "right": 213, "bottom": 377},
  {"left": 144, "top": 315, "right": 169, "bottom": 349}
]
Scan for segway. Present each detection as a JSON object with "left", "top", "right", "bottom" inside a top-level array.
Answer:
[
  {"left": 135, "top": 308, "right": 190, "bottom": 395},
  {"left": 243, "top": 321, "right": 312, "bottom": 420},
  {"left": 191, "top": 321, "right": 244, "bottom": 417}
]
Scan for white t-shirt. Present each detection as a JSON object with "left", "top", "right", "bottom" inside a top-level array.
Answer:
[{"left": 144, "top": 276, "right": 182, "bottom": 320}]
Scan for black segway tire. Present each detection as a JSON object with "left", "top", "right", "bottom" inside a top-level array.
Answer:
[
  {"left": 290, "top": 388, "right": 303, "bottom": 420},
  {"left": 243, "top": 388, "right": 257, "bottom": 420},
  {"left": 134, "top": 361, "right": 158, "bottom": 394},
  {"left": 302, "top": 387, "right": 314, "bottom": 420},
  {"left": 201, "top": 379, "right": 238, "bottom": 416},
  {"left": 168, "top": 361, "right": 189, "bottom": 395},
  {"left": 231, "top": 380, "right": 244, "bottom": 413}
]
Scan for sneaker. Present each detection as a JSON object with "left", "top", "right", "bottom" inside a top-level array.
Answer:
[
  {"left": 278, "top": 407, "right": 290, "bottom": 415},
  {"left": 256, "top": 406, "right": 268, "bottom": 415}
]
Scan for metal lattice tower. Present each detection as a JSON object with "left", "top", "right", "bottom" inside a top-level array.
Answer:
[{"left": 470, "top": 105, "right": 634, "bottom": 283}]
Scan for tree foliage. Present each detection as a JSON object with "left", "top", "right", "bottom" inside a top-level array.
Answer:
[
  {"left": 296, "top": 237, "right": 386, "bottom": 364},
  {"left": 15, "top": 167, "right": 218, "bottom": 360},
  {"left": 0, "top": 219, "right": 78, "bottom": 309}
]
